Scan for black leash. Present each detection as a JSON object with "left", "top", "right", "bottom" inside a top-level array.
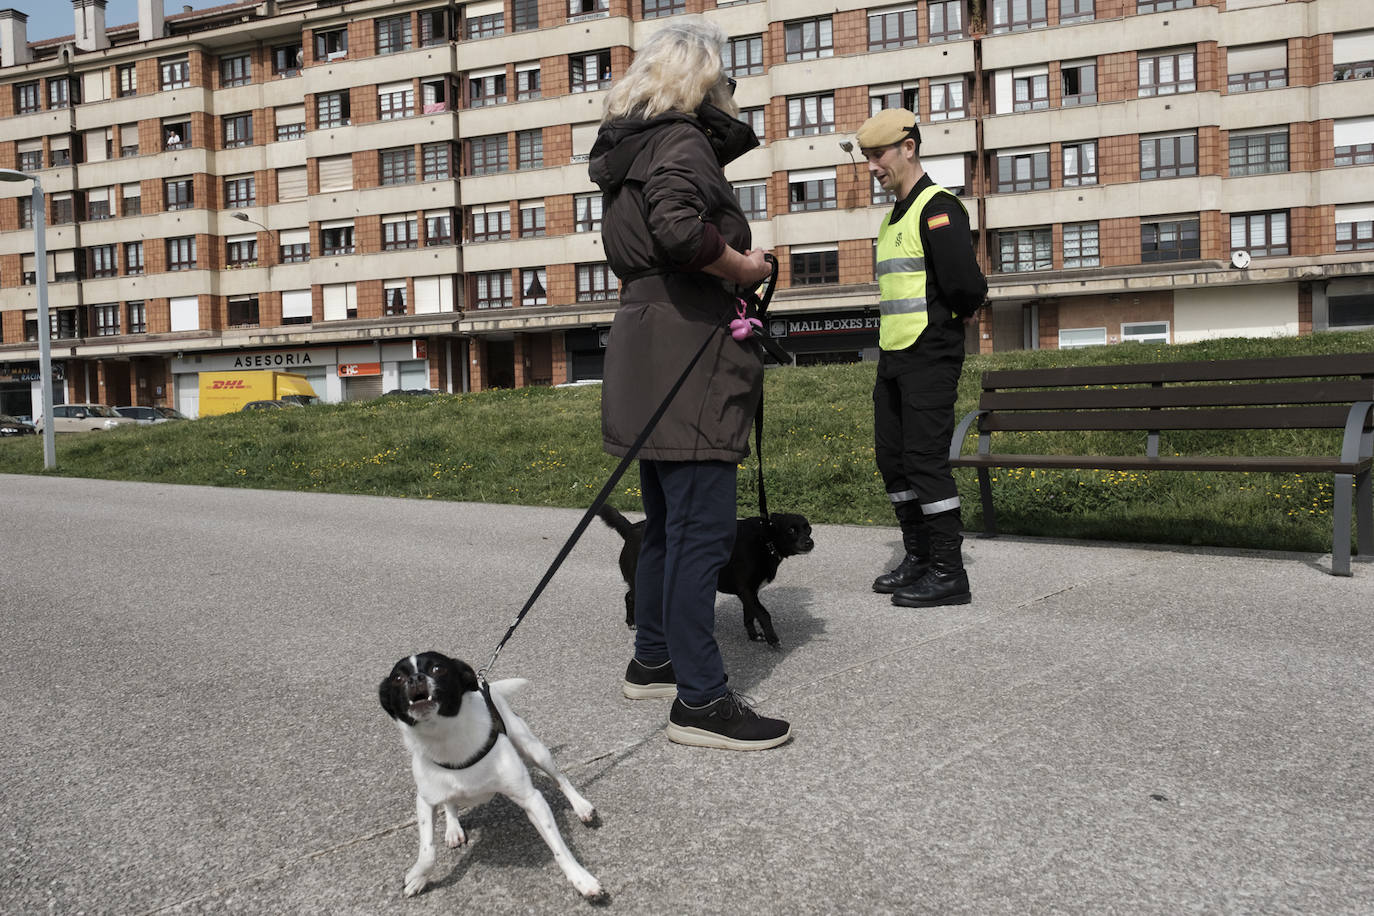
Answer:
[{"left": 479, "top": 258, "right": 782, "bottom": 680}]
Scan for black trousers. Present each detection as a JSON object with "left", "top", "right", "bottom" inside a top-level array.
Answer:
[{"left": 873, "top": 358, "right": 963, "bottom": 539}]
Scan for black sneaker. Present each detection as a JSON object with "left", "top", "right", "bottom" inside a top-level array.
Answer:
[
  {"left": 667, "top": 691, "right": 791, "bottom": 751},
  {"left": 623, "top": 657, "right": 676, "bottom": 700}
]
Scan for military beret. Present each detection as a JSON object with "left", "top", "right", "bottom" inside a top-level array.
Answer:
[{"left": 856, "top": 108, "right": 921, "bottom": 151}]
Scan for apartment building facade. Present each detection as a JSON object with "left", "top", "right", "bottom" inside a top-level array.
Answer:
[{"left": 1, "top": 0, "right": 1371, "bottom": 418}]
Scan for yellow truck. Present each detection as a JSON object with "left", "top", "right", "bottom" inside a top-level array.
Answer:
[{"left": 197, "top": 371, "right": 318, "bottom": 416}]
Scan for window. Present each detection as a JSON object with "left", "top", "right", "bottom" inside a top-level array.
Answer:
[
  {"left": 1228, "top": 67, "right": 1286, "bottom": 92},
  {"left": 1139, "top": 49, "right": 1196, "bottom": 96},
  {"left": 51, "top": 194, "right": 73, "bottom": 224},
  {"left": 160, "top": 56, "right": 190, "bottom": 89},
  {"left": 998, "top": 228, "right": 1053, "bottom": 272},
  {"left": 784, "top": 18, "right": 833, "bottom": 61},
  {"left": 788, "top": 94, "right": 835, "bottom": 137},
  {"left": 384, "top": 283, "right": 408, "bottom": 316},
  {"left": 521, "top": 268, "right": 548, "bottom": 306},
  {"left": 420, "top": 8, "right": 449, "bottom": 44},
  {"left": 475, "top": 271, "right": 514, "bottom": 309},
  {"left": 426, "top": 210, "right": 454, "bottom": 245},
  {"left": 226, "top": 237, "right": 257, "bottom": 267},
  {"left": 1227, "top": 42, "right": 1287, "bottom": 93},
  {"left": 790, "top": 248, "right": 839, "bottom": 285},
  {"left": 228, "top": 297, "right": 259, "bottom": 327},
  {"left": 519, "top": 202, "right": 546, "bottom": 237},
  {"left": 735, "top": 182, "right": 767, "bottom": 220},
  {"left": 1063, "top": 141, "right": 1098, "bottom": 186},
  {"left": 569, "top": 0, "right": 610, "bottom": 15},
  {"left": 469, "top": 135, "right": 508, "bottom": 174},
  {"left": 276, "top": 105, "right": 305, "bottom": 141},
  {"left": 1061, "top": 0, "right": 1094, "bottom": 24},
  {"left": 571, "top": 51, "right": 612, "bottom": 92},
  {"left": 317, "top": 91, "right": 350, "bottom": 128},
  {"left": 53, "top": 308, "right": 84, "bottom": 338},
  {"left": 114, "top": 65, "right": 137, "bottom": 98},
  {"left": 1141, "top": 216, "right": 1201, "bottom": 262},
  {"left": 928, "top": 0, "right": 963, "bottom": 42},
  {"left": 167, "top": 236, "right": 197, "bottom": 271},
  {"left": 1229, "top": 129, "right": 1288, "bottom": 176},
  {"left": 124, "top": 242, "right": 144, "bottom": 275},
  {"left": 991, "top": 0, "right": 1048, "bottom": 33},
  {"left": 221, "top": 54, "right": 251, "bottom": 87},
  {"left": 789, "top": 170, "right": 837, "bottom": 211},
  {"left": 48, "top": 77, "right": 76, "bottom": 109},
  {"left": 1230, "top": 210, "right": 1288, "bottom": 257},
  {"left": 468, "top": 69, "right": 505, "bottom": 107},
  {"left": 1138, "top": 0, "right": 1193, "bottom": 11},
  {"left": 741, "top": 107, "right": 765, "bottom": 141},
  {"left": 19, "top": 148, "right": 41, "bottom": 171},
  {"left": 282, "top": 289, "right": 314, "bottom": 325},
  {"left": 88, "top": 245, "right": 117, "bottom": 278},
  {"left": 381, "top": 147, "right": 417, "bottom": 185},
  {"left": 315, "top": 27, "right": 347, "bottom": 60},
  {"left": 1013, "top": 71, "right": 1049, "bottom": 112},
  {"left": 724, "top": 35, "right": 764, "bottom": 77},
  {"left": 272, "top": 43, "right": 302, "bottom": 75},
  {"left": 643, "top": 0, "right": 685, "bottom": 17},
  {"left": 872, "top": 174, "right": 896, "bottom": 205},
  {"left": 1062, "top": 61, "right": 1097, "bottom": 106},
  {"left": 163, "top": 120, "right": 189, "bottom": 150},
  {"left": 513, "top": 0, "right": 539, "bottom": 31},
  {"left": 279, "top": 229, "right": 309, "bottom": 262},
  {"left": 1062, "top": 222, "right": 1099, "bottom": 268},
  {"left": 87, "top": 190, "right": 111, "bottom": 221},
  {"left": 380, "top": 83, "right": 415, "bottom": 120},
  {"left": 930, "top": 79, "right": 966, "bottom": 120},
  {"left": 1335, "top": 205, "right": 1374, "bottom": 252},
  {"left": 1334, "top": 118, "right": 1374, "bottom": 166},
  {"left": 377, "top": 15, "right": 412, "bottom": 54},
  {"left": 16, "top": 81, "right": 40, "bottom": 113},
  {"left": 122, "top": 185, "right": 141, "bottom": 216},
  {"left": 165, "top": 178, "right": 193, "bottom": 211},
  {"left": 223, "top": 113, "right": 253, "bottom": 148},
  {"left": 120, "top": 127, "right": 139, "bottom": 157},
  {"left": 465, "top": 8, "right": 503, "bottom": 39},
  {"left": 279, "top": 165, "right": 309, "bottom": 199},
  {"left": 92, "top": 304, "right": 120, "bottom": 336},
  {"left": 321, "top": 224, "right": 355, "bottom": 255},
  {"left": 18, "top": 197, "right": 32, "bottom": 229},
  {"left": 422, "top": 142, "right": 452, "bottom": 181},
  {"left": 576, "top": 263, "right": 619, "bottom": 301},
  {"left": 1059, "top": 327, "right": 1107, "bottom": 349},
  {"left": 870, "top": 84, "right": 919, "bottom": 117},
  {"left": 225, "top": 176, "right": 256, "bottom": 208},
  {"left": 516, "top": 130, "right": 543, "bottom": 170},
  {"left": 996, "top": 149, "right": 1050, "bottom": 192},
  {"left": 128, "top": 302, "right": 147, "bottom": 334},
  {"left": 1122, "top": 321, "right": 1169, "bottom": 343},
  {"left": 516, "top": 64, "right": 541, "bottom": 100},
  {"left": 470, "top": 205, "right": 511, "bottom": 241},
  {"left": 575, "top": 194, "right": 603, "bottom": 231},
  {"left": 1140, "top": 133, "right": 1198, "bottom": 180},
  {"left": 869, "top": 5, "right": 919, "bottom": 51}
]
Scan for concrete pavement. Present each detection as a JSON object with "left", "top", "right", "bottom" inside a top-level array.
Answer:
[{"left": 1, "top": 474, "right": 1371, "bottom": 915}]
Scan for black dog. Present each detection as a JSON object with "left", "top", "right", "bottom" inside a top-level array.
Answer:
[{"left": 597, "top": 505, "right": 814, "bottom": 646}]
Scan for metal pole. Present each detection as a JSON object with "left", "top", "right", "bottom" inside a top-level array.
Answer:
[{"left": 33, "top": 179, "right": 56, "bottom": 470}]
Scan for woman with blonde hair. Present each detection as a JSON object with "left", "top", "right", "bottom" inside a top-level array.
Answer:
[{"left": 590, "top": 18, "right": 790, "bottom": 751}]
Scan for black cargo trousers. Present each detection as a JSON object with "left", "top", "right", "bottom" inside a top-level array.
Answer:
[{"left": 872, "top": 353, "right": 964, "bottom": 541}]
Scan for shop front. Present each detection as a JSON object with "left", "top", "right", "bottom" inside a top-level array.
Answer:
[{"left": 0, "top": 361, "right": 65, "bottom": 421}]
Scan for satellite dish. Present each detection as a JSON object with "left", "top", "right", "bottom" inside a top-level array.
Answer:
[{"left": 1231, "top": 250, "right": 1251, "bottom": 269}]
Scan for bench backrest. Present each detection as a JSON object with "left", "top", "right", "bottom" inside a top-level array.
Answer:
[{"left": 976, "top": 353, "right": 1374, "bottom": 433}]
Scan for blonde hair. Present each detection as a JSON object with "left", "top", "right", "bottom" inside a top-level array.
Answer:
[{"left": 603, "top": 18, "right": 739, "bottom": 123}]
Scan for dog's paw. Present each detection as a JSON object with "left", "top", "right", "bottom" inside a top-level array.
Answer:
[
  {"left": 575, "top": 804, "right": 599, "bottom": 827},
  {"left": 403, "top": 865, "right": 432, "bottom": 897},
  {"left": 445, "top": 821, "right": 466, "bottom": 848},
  {"left": 576, "top": 878, "right": 608, "bottom": 903}
]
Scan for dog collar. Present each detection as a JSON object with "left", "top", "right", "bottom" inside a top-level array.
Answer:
[{"left": 429, "top": 681, "right": 507, "bottom": 771}]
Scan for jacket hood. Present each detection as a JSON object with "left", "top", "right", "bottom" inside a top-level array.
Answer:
[{"left": 589, "top": 104, "right": 759, "bottom": 193}]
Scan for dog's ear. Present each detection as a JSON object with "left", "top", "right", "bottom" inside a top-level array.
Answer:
[{"left": 456, "top": 658, "right": 480, "bottom": 694}]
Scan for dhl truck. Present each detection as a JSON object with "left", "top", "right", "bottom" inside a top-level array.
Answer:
[{"left": 196, "top": 371, "right": 318, "bottom": 416}]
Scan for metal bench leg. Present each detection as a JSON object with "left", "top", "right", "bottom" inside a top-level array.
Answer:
[
  {"left": 977, "top": 467, "right": 998, "bottom": 538},
  {"left": 1357, "top": 468, "right": 1372, "bottom": 557},
  {"left": 1332, "top": 473, "right": 1353, "bottom": 576}
]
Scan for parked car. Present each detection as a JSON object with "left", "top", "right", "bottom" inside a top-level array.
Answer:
[
  {"left": 241, "top": 399, "right": 286, "bottom": 411},
  {"left": 115, "top": 406, "right": 170, "bottom": 425},
  {"left": 0, "top": 413, "right": 37, "bottom": 437},
  {"left": 154, "top": 407, "right": 189, "bottom": 421},
  {"left": 36, "top": 404, "right": 139, "bottom": 433}
]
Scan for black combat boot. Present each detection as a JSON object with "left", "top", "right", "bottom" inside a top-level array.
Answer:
[
  {"left": 891, "top": 531, "right": 970, "bottom": 607},
  {"left": 872, "top": 504, "right": 930, "bottom": 593}
]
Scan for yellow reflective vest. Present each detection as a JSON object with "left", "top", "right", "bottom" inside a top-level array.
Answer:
[{"left": 876, "top": 182, "right": 967, "bottom": 351}]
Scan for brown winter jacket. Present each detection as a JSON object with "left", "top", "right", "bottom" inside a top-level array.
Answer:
[{"left": 589, "top": 105, "right": 763, "bottom": 462}]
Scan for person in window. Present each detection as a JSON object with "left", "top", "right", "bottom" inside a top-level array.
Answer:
[
  {"left": 165, "top": 131, "right": 181, "bottom": 148},
  {"left": 589, "top": 19, "right": 789, "bottom": 751},
  {"left": 859, "top": 108, "right": 987, "bottom": 608}
]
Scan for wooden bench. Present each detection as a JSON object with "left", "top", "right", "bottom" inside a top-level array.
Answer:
[{"left": 948, "top": 353, "right": 1374, "bottom": 575}]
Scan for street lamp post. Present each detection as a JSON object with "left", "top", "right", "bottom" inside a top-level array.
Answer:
[{"left": 0, "top": 168, "right": 57, "bottom": 470}]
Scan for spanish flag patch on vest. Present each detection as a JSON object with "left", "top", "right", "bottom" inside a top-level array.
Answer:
[{"left": 926, "top": 213, "right": 951, "bottom": 230}]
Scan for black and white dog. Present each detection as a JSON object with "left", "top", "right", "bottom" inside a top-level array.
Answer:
[
  {"left": 598, "top": 505, "right": 815, "bottom": 646},
  {"left": 378, "top": 652, "right": 605, "bottom": 902}
]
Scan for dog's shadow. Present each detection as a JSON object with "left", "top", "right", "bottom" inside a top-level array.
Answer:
[{"left": 717, "top": 584, "right": 823, "bottom": 692}]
